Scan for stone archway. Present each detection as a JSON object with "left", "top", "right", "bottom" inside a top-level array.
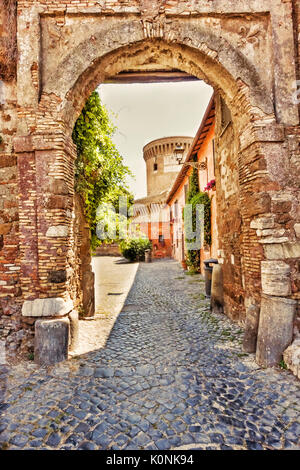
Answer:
[{"left": 0, "top": 1, "right": 299, "bottom": 370}]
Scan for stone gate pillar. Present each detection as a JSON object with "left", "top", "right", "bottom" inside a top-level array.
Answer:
[
  {"left": 14, "top": 133, "right": 83, "bottom": 362},
  {"left": 237, "top": 123, "right": 299, "bottom": 367},
  {"left": 256, "top": 242, "right": 298, "bottom": 367}
]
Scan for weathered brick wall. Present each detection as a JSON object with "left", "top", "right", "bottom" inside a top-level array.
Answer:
[
  {"left": 292, "top": 0, "right": 300, "bottom": 81},
  {"left": 214, "top": 95, "right": 246, "bottom": 322},
  {"left": 73, "top": 194, "right": 95, "bottom": 318},
  {"left": 0, "top": 1, "right": 21, "bottom": 356},
  {"left": 0, "top": 0, "right": 17, "bottom": 81},
  {"left": 293, "top": 0, "right": 300, "bottom": 333}
]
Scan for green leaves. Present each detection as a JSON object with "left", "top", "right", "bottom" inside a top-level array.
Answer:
[
  {"left": 72, "top": 91, "right": 133, "bottom": 250},
  {"left": 187, "top": 167, "right": 200, "bottom": 201},
  {"left": 119, "top": 237, "right": 152, "bottom": 262}
]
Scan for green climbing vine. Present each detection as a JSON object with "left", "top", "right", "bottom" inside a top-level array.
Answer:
[
  {"left": 189, "top": 192, "right": 212, "bottom": 246},
  {"left": 184, "top": 168, "right": 211, "bottom": 272},
  {"left": 72, "top": 91, "right": 133, "bottom": 250}
]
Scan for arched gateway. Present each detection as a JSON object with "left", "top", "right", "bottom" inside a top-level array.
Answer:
[{"left": 0, "top": 1, "right": 299, "bottom": 372}]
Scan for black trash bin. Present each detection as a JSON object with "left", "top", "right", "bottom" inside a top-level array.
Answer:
[{"left": 203, "top": 259, "right": 218, "bottom": 297}]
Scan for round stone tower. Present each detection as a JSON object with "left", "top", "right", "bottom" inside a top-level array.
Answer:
[{"left": 143, "top": 136, "right": 193, "bottom": 197}]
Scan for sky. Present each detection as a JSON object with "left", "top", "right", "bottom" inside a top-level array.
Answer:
[{"left": 98, "top": 81, "right": 213, "bottom": 199}]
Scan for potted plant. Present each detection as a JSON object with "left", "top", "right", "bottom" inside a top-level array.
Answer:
[{"left": 204, "top": 179, "right": 216, "bottom": 192}]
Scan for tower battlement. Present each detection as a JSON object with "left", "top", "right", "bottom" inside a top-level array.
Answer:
[{"left": 143, "top": 136, "right": 193, "bottom": 197}]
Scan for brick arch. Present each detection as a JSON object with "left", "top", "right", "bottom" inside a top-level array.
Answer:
[
  {"left": 18, "top": 36, "right": 294, "bottom": 368},
  {"left": 54, "top": 32, "right": 279, "bottom": 331},
  {"left": 40, "top": 20, "right": 275, "bottom": 133},
  {"left": 39, "top": 27, "right": 281, "bottom": 337},
  {"left": 2, "top": 3, "right": 298, "bottom": 370}
]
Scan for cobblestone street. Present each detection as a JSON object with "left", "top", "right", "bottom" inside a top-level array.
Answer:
[{"left": 0, "top": 259, "right": 299, "bottom": 450}]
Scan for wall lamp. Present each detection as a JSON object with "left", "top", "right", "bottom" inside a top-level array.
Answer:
[{"left": 174, "top": 144, "right": 207, "bottom": 170}]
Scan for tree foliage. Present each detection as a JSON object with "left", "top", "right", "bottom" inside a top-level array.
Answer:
[{"left": 72, "top": 91, "right": 133, "bottom": 249}]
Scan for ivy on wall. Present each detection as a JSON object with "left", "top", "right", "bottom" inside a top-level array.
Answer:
[
  {"left": 189, "top": 191, "right": 212, "bottom": 247},
  {"left": 187, "top": 162, "right": 199, "bottom": 200},
  {"left": 184, "top": 168, "right": 211, "bottom": 271},
  {"left": 72, "top": 91, "right": 133, "bottom": 250}
]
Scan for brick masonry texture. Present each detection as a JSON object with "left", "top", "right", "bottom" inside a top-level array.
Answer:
[{"left": 0, "top": 1, "right": 299, "bottom": 374}]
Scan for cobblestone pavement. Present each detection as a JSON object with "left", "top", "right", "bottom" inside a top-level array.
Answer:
[{"left": 0, "top": 259, "right": 299, "bottom": 450}]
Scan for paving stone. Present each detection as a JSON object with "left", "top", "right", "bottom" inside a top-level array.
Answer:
[
  {"left": 172, "top": 421, "right": 186, "bottom": 433},
  {"left": 190, "top": 425, "right": 202, "bottom": 433},
  {"left": 31, "top": 428, "right": 48, "bottom": 439},
  {"left": 0, "top": 424, "right": 7, "bottom": 433},
  {"left": 93, "top": 422, "right": 108, "bottom": 434},
  {"left": 115, "top": 367, "right": 134, "bottom": 377},
  {"left": 48, "top": 410, "right": 60, "bottom": 418},
  {"left": 65, "top": 434, "right": 82, "bottom": 446},
  {"left": 46, "top": 433, "right": 61, "bottom": 447},
  {"left": 138, "top": 421, "right": 150, "bottom": 433},
  {"left": 136, "top": 365, "right": 155, "bottom": 376},
  {"left": 165, "top": 428, "right": 176, "bottom": 436},
  {"left": 75, "top": 422, "right": 90, "bottom": 433},
  {"left": 128, "top": 426, "right": 140, "bottom": 438},
  {"left": 29, "top": 439, "right": 44, "bottom": 447},
  {"left": 127, "top": 413, "right": 141, "bottom": 425},
  {"left": 134, "top": 431, "right": 151, "bottom": 448},
  {"left": 94, "top": 368, "right": 114, "bottom": 378},
  {"left": 246, "top": 440, "right": 264, "bottom": 450},
  {"left": 96, "top": 403, "right": 108, "bottom": 411},
  {"left": 73, "top": 410, "right": 88, "bottom": 420},
  {"left": 209, "top": 433, "right": 224, "bottom": 444},
  {"left": 93, "top": 434, "right": 112, "bottom": 449},
  {"left": 60, "top": 425, "right": 70, "bottom": 434},
  {"left": 78, "top": 441, "right": 97, "bottom": 450},
  {"left": 155, "top": 438, "right": 172, "bottom": 450},
  {"left": 7, "top": 423, "right": 18, "bottom": 432},
  {"left": 181, "top": 433, "right": 195, "bottom": 445},
  {"left": 124, "top": 443, "right": 139, "bottom": 450},
  {"left": 9, "top": 434, "right": 28, "bottom": 447},
  {"left": 170, "top": 436, "right": 183, "bottom": 446},
  {"left": 114, "top": 434, "right": 129, "bottom": 446}
]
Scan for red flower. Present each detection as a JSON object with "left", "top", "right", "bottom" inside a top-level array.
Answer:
[{"left": 204, "top": 179, "right": 216, "bottom": 191}]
